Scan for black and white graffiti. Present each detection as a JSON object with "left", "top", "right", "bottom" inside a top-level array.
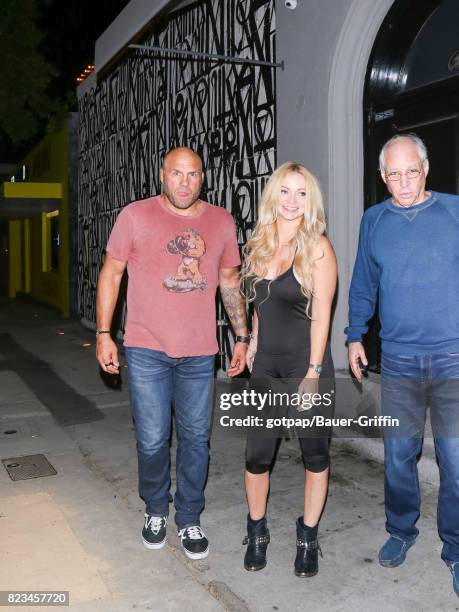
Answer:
[{"left": 78, "top": 0, "right": 276, "bottom": 369}]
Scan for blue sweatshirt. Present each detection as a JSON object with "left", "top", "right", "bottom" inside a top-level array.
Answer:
[{"left": 346, "top": 191, "right": 459, "bottom": 355}]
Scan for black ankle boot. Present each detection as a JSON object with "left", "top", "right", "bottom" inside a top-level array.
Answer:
[
  {"left": 242, "top": 515, "right": 270, "bottom": 571},
  {"left": 294, "top": 517, "right": 322, "bottom": 577}
]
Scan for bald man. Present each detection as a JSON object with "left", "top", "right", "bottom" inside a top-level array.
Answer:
[{"left": 96, "top": 147, "right": 248, "bottom": 560}]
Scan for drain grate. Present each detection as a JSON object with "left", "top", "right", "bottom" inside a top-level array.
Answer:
[{"left": 2, "top": 454, "right": 57, "bottom": 481}]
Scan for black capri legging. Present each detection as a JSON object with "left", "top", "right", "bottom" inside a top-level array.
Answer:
[{"left": 245, "top": 350, "right": 334, "bottom": 474}]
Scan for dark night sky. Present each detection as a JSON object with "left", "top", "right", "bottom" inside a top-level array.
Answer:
[
  {"left": 2, "top": 0, "right": 130, "bottom": 162},
  {"left": 38, "top": 0, "right": 130, "bottom": 101}
]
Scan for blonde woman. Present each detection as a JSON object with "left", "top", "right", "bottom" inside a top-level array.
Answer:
[{"left": 241, "top": 162, "right": 337, "bottom": 577}]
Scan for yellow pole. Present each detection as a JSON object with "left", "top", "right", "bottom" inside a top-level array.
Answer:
[
  {"left": 23, "top": 219, "right": 31, "bottom": 293},
  {"left": 41, "top": 212, "right": 51, "bottom": 272},
  {"left": 8, "top": 220, "right": 22, "bottom": 298}
]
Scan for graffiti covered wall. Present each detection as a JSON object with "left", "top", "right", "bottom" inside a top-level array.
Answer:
[{"left": 78, "top": 0, "right": 276, "bottom": 368}]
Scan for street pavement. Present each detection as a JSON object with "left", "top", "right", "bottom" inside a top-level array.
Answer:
[{"left": 0, "top": 297, "right": 457, "bottom": 612}]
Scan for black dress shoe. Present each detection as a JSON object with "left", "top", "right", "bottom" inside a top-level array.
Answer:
[
  {"left": 242, "top": 516, "right": 270, "bottom": 571},
  {"left": 294, "top": 517, "right": 322, "bottom": 577}
]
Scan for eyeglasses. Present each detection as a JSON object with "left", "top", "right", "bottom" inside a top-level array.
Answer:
[{"left": 385, "top": 168, "right": 422, "bottom": 182}]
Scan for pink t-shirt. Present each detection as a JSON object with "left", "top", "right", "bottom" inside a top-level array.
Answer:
[{"left": 106, "top": 196, "right": 241, "bottom": 357}]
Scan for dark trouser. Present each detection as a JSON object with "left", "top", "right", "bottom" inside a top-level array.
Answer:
[
  {"left": 125, "top": 347, "right": 214, "bottom": 529},
  {"left": 381, "top": 351, "right": 459, "bottom": 562},
  {"left": 245, "top": 350, "right": 333, "bottom": 474}
]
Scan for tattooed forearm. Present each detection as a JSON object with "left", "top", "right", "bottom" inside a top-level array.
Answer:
[{"left": 220, "top": 286, "right": 248, "bottom": 335}]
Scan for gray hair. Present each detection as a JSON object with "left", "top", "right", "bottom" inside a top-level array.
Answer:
[{"left": 379, "top": 133, "right": 428, "bottom": 171}]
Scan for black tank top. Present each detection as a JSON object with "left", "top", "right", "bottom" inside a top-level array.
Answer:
[{"left": 253, "top": 266, "right": 332, "bottom": 365}]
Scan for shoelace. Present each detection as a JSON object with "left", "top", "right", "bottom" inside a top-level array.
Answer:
[
  {"left": 145, "top": 515, "right": 166, "bottom": 535},
  {"left": 178, "top": 526, "right": 205, "bottom": 540}
]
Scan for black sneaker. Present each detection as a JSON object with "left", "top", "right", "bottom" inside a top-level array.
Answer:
[
  {"left": 177, "top": 525, "right": 209, "bottom": 559},
  {"left": 142, "top": 514, "right": 167, "bottom": 549}
]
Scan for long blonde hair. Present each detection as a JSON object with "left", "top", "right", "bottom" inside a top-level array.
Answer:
[{"left": 241, "top": 161, "right": 326, "bottom": 310}]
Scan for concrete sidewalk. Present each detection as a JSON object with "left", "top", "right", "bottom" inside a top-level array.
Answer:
[{"left": 0, "top": 297, "right": 456, "bottom": 611}]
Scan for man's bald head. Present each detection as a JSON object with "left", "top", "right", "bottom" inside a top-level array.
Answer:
[
  {"left": 162, "top": 147, "right": 203, "bottom": 172},
  {"left": 160, "top": 147, "right": 204, "bottom": 214}
]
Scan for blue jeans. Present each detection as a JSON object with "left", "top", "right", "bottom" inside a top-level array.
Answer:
[
  {"left": 381, "top": 351, "right": 459, "bottom": 562},
  {"left": 125, "top": 347, "right": 214, "bottom": 529}
]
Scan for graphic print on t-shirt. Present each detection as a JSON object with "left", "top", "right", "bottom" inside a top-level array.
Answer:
[{"left": 163, "top": 228, "right": 207, "bottom": 292}]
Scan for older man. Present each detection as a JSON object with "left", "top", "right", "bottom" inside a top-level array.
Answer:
[
  {"left": 96, "top": 147, "right": 248, "bottom": 560},
  {"left": 346, "top": 133, "right": 459, "bottom": 597}
]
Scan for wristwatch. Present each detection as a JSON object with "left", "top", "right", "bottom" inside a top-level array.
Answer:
[
  {"left": 235, "top": 335, "right": 251, "bottom": 344},
  {"left": 308, "top": 363, "right": 323, "bottom": 374}
]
